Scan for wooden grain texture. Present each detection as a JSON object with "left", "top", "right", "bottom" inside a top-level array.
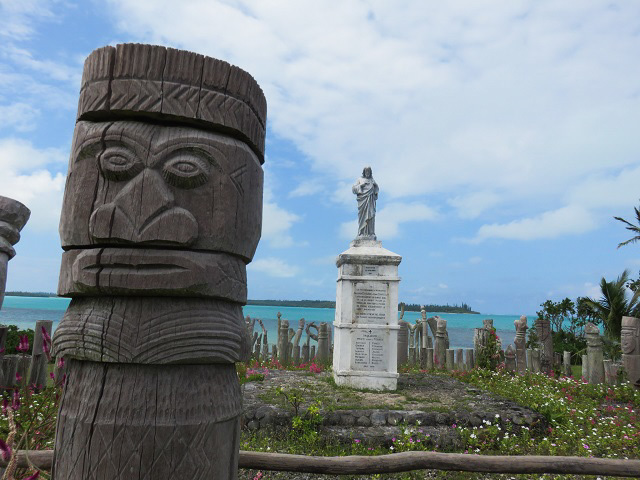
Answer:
[
  {"left": 53, "top": 360, "right": 242, "bottom": 479},
  {"left": 54, "top": 43, "right": 266, "bottom": 480},
  {"left": 52, "top": 296, "right": 250, "bottom": 364},
  {"left": 0, "top": 195, "right": 31, "bottom": 260},
  {"left": 6, "top": 450, "right": 640, "bottom": 477},
  {"left": 29, "top": 320, "right": 53, "bottom": 389},
  {"left": 76, "top": 44, "right": 266, "bottom": 160},
  {"left": 0, "top": 253, "right": 7, "bottom": 310},
  {"left": 59, "top": 121, "right": 263, "bottom": 261},
  {"left": 237, "top": 451, "right": 640, "bottom": 477},
  {"left": 0, "top": 325, "right": 7, "bottom": 359},
  {"left": 58, "top": 248, "right": 247, "bottom": 302}
]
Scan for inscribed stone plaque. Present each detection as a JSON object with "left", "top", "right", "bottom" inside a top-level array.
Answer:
[
  {"left": 362, "top": 265, "right": 378, "bottom": 276},
  {"left": 353, "top": 281, "right": 388, "bottom": 324},
  {"left": 351, "top": 329, "right": 387, "bottom": 370}
]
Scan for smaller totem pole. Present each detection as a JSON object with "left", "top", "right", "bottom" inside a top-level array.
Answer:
[
  {"left": 0, "top": 196, "right": 30, "bottom": 310},
  {"left": 621, "top": 316, "right": 640, "bottom": 389},
  {"left": 585, "top": 322, "right": 605, "bottom": 384},
  {"left": 514, "top": 315, "right": 528, "bottom": 373}
]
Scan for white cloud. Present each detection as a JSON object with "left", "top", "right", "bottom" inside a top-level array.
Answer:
[
  {"left": 4, "top": 44, "right": 81, "bottom": 84},
  {"left": 98, "top": 1, "right": 640, "bottom": 243},
  {"left": 469, "top": 205, "right": 597, "bottom": 243},
  {"left": 583, "top": 282, "right": 602, "bottom": 299},
  {"left": 448, "top": 191, "right": 502, "bottom": 219},
  {"left": 0, "top": 138, "right": 66, "bottom": 231},
  {"left": 260, "top": 166, "right": 302, "bottom": 248},
  {"left": 261, "top": 199, "right": 301, "bottom": 248},
  {"left": 546, "top": 281, "right": 603, "bottom": 300},
  {"left": 289, "top": 179, "right": 324, "bottom": 198},
  {"left": 311, "top": 254, "right": 338, "bottom": 266},
  {"left": 0, "top": 0, "right": 56, "bottom": 40},
  {"left": 566, "top": 165, "right": 640, "bottom": 211},
  {"left": 248, "top": 257, "right": 300, "bottom": 278},
  {"left": 0, "top": 102, "right": 40, "bottom": 131},
  {"left": 469, "top": 256, "right": 482, "bottom": 264},
  {"left": 340, "top": 201, "right": 438, "bottom": 240},
  {"left": 438, "top": 283, "right": 448, "bottom": 289}
]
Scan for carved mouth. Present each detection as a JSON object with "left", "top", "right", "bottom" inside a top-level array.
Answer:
[
  {"left": 73, "top": 249, "right": 200, "bottom": 290},
  {"left": 81, "top": 263, "right": 188, "bottom": 275},
  {"left": 59, "top": 247, "right": 248, "bottom": 302}
]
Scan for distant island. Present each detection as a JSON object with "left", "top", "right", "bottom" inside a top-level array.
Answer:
[
  {"left": 400, "top": 302, "right": 479, "bottom": 314},
  {"left": 6, "top": 291, "right": 57, "bottom": 297},
  {"left": 247, "top": 299, "right": 478, "bottom": 314},
  {"left": 7, "top": 293, "right": 478, "bottom": 314}
]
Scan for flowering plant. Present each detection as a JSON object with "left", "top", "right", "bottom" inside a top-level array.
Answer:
[{"left": 0, "top": 330, "right": 65, "bottom": 480}]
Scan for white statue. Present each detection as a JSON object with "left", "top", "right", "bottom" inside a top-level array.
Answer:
[{"left": 352, "top": 166, "right": 378, "bottom": 238}]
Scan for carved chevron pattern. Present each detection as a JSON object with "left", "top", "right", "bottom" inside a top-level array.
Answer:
[
  {"left": 109, "top": 80, "right": 162, "bottom": 112},
  {"left": 79, "top": 83, "right": 109, "bottom": 112},
  {"left": 162, "top": 82, "right": 200, "bottom": 117}
]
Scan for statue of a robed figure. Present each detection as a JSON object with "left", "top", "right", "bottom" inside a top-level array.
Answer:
[{"left": 352, "top": 166, "right": 378, "bottom": 238}]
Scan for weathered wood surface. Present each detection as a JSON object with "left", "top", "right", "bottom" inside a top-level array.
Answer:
[
  {"left": 29, "top": 319, "right": 53, "bottom": 389},
  {"left": 52, "top": 44, "right": 266, "bottom": 480},
  {"left": 77, "top": 44, "right": 266, "bottom": 160},
  {"left": 238, "top": 451, "right": 640, "bottom": 477},
  {"left": 53, "top": 361, "right": 241, "bottom": 479},
  {"left": 514, "top": 315, "right": 527, "bottom": 374},
  {"left": 53, "top": 296, "right": 250, "bottom": 364},
  {"left": 535, "top": 317, "right": 553, "bottom": 372},
  {"left": 317, "top": 322, "right": 330, "bottom": 363},
  {"left": 58, "top": 248, "right": 247, "bottom": 301},
  {"left": 8, "top": 450, "right": 640, "bottom": 477},
  {"left": 0, "top": 195, "right": 31, "bottom": 258},
  {"left": 59, "top": 121, "right": 263, "bottom": 261},
  {"left": 0, "top": 196, "right": 30, "bottom": 310},
  {"left": 0, "top": 325, "right": 7, "bottom": 358}
]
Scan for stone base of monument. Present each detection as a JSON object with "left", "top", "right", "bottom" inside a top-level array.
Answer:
[{"left": 333, "top": 238, "right": 401, "bottom": 391}]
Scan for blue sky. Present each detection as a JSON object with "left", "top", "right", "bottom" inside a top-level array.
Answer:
[{"left": 1, "top": 1, "right": 640, "bottom": 314}]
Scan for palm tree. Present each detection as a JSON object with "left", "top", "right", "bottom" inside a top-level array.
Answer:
[
  {"left": 584, "top": 270, "right": 640, "bottom": 339},
  {"left": 614, "top": 205, "right": 640, "bottom": 248}
]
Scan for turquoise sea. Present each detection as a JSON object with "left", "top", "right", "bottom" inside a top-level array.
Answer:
[{"left": 0, "top": 296, "right": 531, "bottom": 350}]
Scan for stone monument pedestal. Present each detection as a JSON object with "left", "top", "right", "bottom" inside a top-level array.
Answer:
[{"left": 333, "top": 238, "right": 401, "bottom": 390}]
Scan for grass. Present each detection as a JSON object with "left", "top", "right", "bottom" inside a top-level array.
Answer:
[
  {"left": 243, "top": 364, "right": 640, "bottom": 479},
  {"left": 3, "top": 358, "right": 639, "bottom": 479}
]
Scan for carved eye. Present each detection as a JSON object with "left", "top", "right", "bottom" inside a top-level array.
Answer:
[
  {"left": 100, "top": 147, "right": 143, "bottom": 181},
  {"left": 162, "top": 154, "right": 210, "bottom": 189}
]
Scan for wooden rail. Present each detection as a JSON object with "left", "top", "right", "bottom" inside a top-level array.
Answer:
[{"left": 3, "top": 450, "right": 640, "bottom": 477}]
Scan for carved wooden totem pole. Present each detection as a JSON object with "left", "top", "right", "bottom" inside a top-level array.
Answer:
[
  {"left": 52, "top": 44, "right": 266, "bottom": 479},
  {"left": 0, "top": 196, "right": 30, "bottom": 310}
]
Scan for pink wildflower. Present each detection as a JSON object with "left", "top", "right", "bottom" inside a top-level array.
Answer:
[
  {"left": 16, "top": 335, "right": 29, "bottom": 353},
  {"left": 22, "top": 473, "right": 40, "bottom": 480},
  {"left": 0, "top": 438, "right": 11, "bottom": 461}
]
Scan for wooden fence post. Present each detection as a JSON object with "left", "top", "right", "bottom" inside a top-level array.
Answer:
[{"left": 29, "top": 319, "right": 53, "bottom": 390}]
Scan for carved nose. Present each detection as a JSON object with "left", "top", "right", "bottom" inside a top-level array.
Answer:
[{"left": 89, "top": 169, "right": 198, "bottom": 246}]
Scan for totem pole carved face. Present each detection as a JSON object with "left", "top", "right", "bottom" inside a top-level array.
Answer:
[
  {"left": 436, "top": 318, "right": 447, "bottom": 336},
  {"left": 57, "top": 121, "right": 262, "bottom": 300},
  {"left": 585, "top": 322, "right": 601, "bottom": 347},
  {"left": 621, "top": 317, "right": 640, "bottom": 355},
  {"left": 61, "top": 121, "right": 262, "bottom": 254},
  {"left": 536, "top": 318, "right": 551, "bottom": 342},
  {"left": 54, "top": 43, "right": 266, "bottom": 365}
]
